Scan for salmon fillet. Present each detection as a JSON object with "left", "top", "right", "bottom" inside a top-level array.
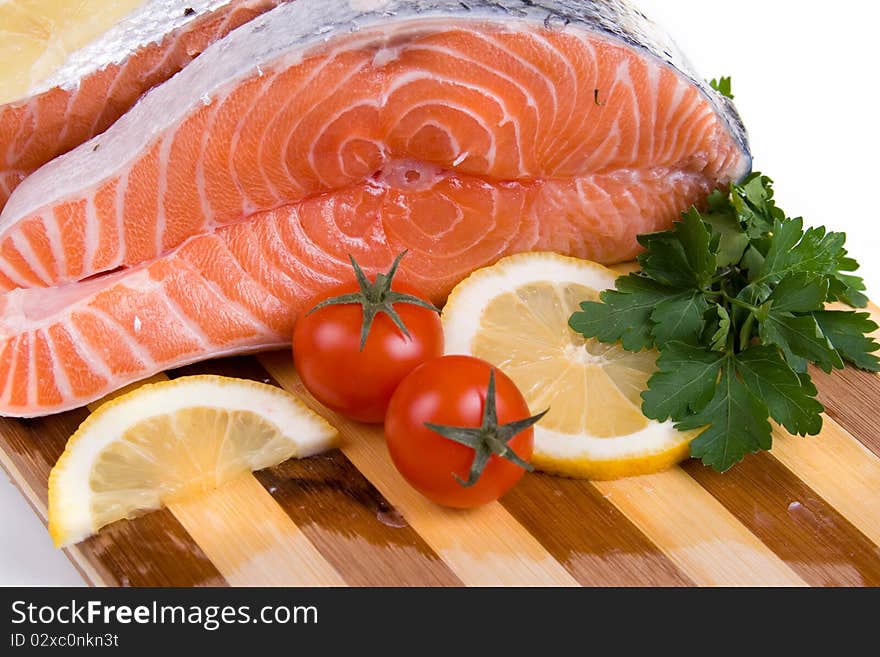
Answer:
[
  {"left": 0, "top": 0, "right": 284, "bottom": 211},
  {"left": 0, "top": 0, "right": 750, "bottom": 416}
]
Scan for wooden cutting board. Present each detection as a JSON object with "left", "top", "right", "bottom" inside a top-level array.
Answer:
[{"left": 1, "top": 273, "right": 879, "bottom": 587}]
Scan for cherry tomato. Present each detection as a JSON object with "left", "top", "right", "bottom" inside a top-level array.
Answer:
[
  {"left": 384, "top": 356, "right": 540, "bottom": 508},
  {"left": 293, "top": 255, "right": 443, "bottom": 423}
]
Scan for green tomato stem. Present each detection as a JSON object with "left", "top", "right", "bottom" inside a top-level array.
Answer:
[
  {"left": 306, "top": 251, "right": 440, "bottom": 350},
  {"left": 424, "top": 369, "right": 545, "bottom": 487}
]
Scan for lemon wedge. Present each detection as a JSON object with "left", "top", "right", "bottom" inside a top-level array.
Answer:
[
  {"left": 48, "top": 375, "right": 338, "bottom": 547},
  {"left": 0, "top": 0, "right": 148, "bottom": 104},
  {"left": 442, "top": 253, "right": 693, "bottom": 480}
]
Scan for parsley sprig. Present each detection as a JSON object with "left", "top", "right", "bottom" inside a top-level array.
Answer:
[
  {"left": 569, "top": 174, "right": 880, "bottom": 472},
  {"left": 709, "top": 76, "right": 734, "bottom": 99}
]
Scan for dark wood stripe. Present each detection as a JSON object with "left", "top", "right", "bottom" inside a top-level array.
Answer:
[
  {"left": 79, "top": 509, "right": 227, "bottom": 587},
  {"left": 683, "top": 453, "right": 880, "bottom": 587},
  {"left": 0, "top": 410, "right": 226, "bottom": 587},
  {"left": 255, "top": 454, "right": 461, "bottom": 586},
  {"left": 809, "top": 365, "right": 880, "bottom": 458},
  {"left": 502, "top": 474, "right": 694, "bottom": 586},
  {"left": 5, "top": 349, "right": 876, "bottom": 587},
  {"left": 171, "top": 356, "right": 463, "bottom": 587},
  {"left": 0, "top": 410, "right": 90, "bottom": 506}
]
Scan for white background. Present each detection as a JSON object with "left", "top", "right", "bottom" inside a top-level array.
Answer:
[{"left": 1, "top": 0, "right": 878, "bottom": 585}]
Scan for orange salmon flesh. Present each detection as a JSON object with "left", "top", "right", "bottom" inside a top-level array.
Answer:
[{"left": 0, "top": 1, "right": 750, "bottom": 416}]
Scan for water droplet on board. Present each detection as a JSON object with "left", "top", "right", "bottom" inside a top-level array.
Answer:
[
  {"left": 788, "top": 501, "right": 803, "bottom": 512},
  {"left": 377, "top": 507, "right": 408, "bottom": 529}
]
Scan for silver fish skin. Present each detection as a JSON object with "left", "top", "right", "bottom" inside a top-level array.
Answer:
[
  {"left": 344, "top": 0, "right": 750, "bottom": 163},
  {"left": 0, "top": 0, "right": 753, "bottom": 417},
  {"left": 3, "top": 0, "right": 751, "bottom": 226},
  {"left": 30, "top": 1, "right": 237, "bottom": 98},
  {"left": 0, "top": 0, "right": 288, "bottom": 213},
  {"left": 257, "top": 0, "right": 751, "bottom": 169}
]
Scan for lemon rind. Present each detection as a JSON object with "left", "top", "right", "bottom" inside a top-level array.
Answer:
[
  {"left": 0, "top": 1, "right": 224, "bottom": 104},
  {"left": 443, "top": 252, "right": 617, "bottom": 356},
  {"left": 533, "top": 440, "right": 692, "bottom": 480},
  {"left": 48, "top": 375, "right": 337, "bottom": 547},
  {"left": 442, "top": 252, "right": 693, "bottom": 479}
]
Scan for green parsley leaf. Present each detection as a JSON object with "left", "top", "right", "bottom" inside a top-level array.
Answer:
[
  {"left": 732, "top": 173, "right": 783, "bottom": 237},
  {"left": 766, "top": 274, "right": 828, "bottom": 314},
  {"left": 735, "top": 346, "right": 824, "bottom": 435},
  {"left": 676, "top": 361, "right": 772, "bottom": 472},
  {"left": 708, "top": 305, "right": 731, "bottom": 352},
  {"left": 568, "top": 172, "right": 880, "bottom": 472},
  {"left": 733, "top": 282, "right": 770, "bottom": 349},
  {"left": 568, "top": 274, "right": 673, "bottom": 352},
  {"left": 758, "top": 219, "right": 847, "bottom": 284},
  {"left": 641, "top": 343, "right": 724, "bottom": 421},
  {"left": 740, "top": 245, "right": 766, "bottom": 281},
  {"left": 828, "top": 272, "right": 869, "bottom": 308},
  {"left": 709, "top": 76, "right": 734, "bottom": 99},
  {"left": 759, "top": 311, "right": 843, "bottom": 373},
  {"left": 703, "top": 208, "right": 749, "bottom": 268},
  {"left": 812, "top": 311, "right": 880, "bottom": 371},
  {"left": 638, "top": 209, "right": 716, "bottom": 289},
  {"left": 650, "top": 291, "right": 710, "bottom": 345}
]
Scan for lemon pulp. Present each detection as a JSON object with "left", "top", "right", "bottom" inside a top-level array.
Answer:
[
  {"left": 442, "top": 253, "right": 693, "bottom": 480},
  {"left": 49, "top": 375, "right": 337, "bottom": 546},
  {"left": 0, "top": 0, "right": 149, "bottom": 103}
]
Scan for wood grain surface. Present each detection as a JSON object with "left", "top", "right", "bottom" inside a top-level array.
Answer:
[{"left": 1, "top": 297, "right": 878, "bottom": 587}]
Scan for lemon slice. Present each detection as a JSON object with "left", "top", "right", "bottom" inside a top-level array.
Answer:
[
  {"left": 48, "top": 375, "right": 338, "bottom": 547},
  {"left": 0, "top": 0, "right": 148, "bottom": 104},
  {"left": 443, "top": 253, "right": 693, "bottom": 480}
]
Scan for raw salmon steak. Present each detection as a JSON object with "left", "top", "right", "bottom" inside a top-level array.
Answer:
[
  {"left": 0, "top": 0, "right": 750, "bottom": 416},
  {"left": 0, "top": 0, "right": 285, "bottom": 210}
]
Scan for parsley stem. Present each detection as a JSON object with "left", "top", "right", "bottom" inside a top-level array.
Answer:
[
  {"left": 708, "top": 267, "right": 735, "bottom": 284},
  {"left": 704, "top": 290, "right": 759, "bottom": 314},
  {"left": 739, "top": 312, "right": 756, "bottom": 352},
  {"left": 722, "top": 293, "right": 760, "bottom": 313},
  {"left": 724, "top": 296, "right": 758, "bottom": 313}
]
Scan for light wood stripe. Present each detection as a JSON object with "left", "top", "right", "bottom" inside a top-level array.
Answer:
[
  {"left": 683, "top": 454, "right": 880, "bottom": 586},
  {"left": 592, "top": 469, "right": 808, "bottom": 586},
  {"left": 82, "top": 505, "right": 229, "bottom": 587},
  {"left": 866, "top": 302, "right": 880, "bottom": 336},
  {"left": 172, "top": 356, "right": 463, "bottom": 586},
  {"left": 2, "top": 261, "right": 871, "bottom": 586},
  {"left": 1, "top": 407, "right": 226, "bottom": 587},
  {"left": 169, "top": 473, "right": 345, "bottom": 586},
  {"left": 603, "top": 263, "right": 880, "bottom": 578},
  {"left": 88, "top": 373, "right": 345, "bottom": 587},
  {"left": 502, "top": 473, "right": 695, "bottom": 586},
  {"left": 255, "top": 459, "right": 464, "bottom": 586},
  {"left": 260, "top": 353, "right": 579, "bottom": 587},
  {"left": 771, "top": 416, "right": 880, "bottom": 546}
]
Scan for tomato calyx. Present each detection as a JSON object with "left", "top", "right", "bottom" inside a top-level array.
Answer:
[
  {"left": 424, "top": 369, "right": 547, "bottom": 487},
  {"left": 307, "top": 251, "right": 440, "bottom": 350}
]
